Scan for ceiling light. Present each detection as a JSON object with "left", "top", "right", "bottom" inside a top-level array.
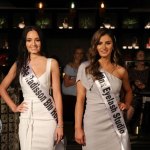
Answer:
[
  {"left": 71, "top": 2, "right": 75, "bottom": 9},
  {"left": 100, "top": 2, "right": 105, "bottom": 8},
  {"left": 37, "top": 2, "right": 44, "bottom": 9}
]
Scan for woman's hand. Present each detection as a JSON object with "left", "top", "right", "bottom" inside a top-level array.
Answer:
[
  {"left": 118, "top": 102, "right": 134, "bottom": 121},
  {"left": 63, "top": 74, "right": 76, "bottom": 87},
  {"left": 118, "top": 102, "right": 129, "bottom": 111},
  {"left": 12, "top": 102, "right": 28, "bottom": 113},
  {"left": 55, "top": 127, "right": 63, "bottom": 144},
  {"left": 75, "top": 128, "right": 86, "bottom": 146}
]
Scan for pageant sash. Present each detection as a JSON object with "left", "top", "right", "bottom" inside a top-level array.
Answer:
[
  {"left": 21, "top": 64, "right": 58, "bottom": 122},
  {"left": 95, "top": 72, "right": 130, "bottom": 150}
]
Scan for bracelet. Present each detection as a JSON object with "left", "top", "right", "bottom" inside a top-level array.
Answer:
[{"left": 56, "top": 125, "right": 64, "bottom": 128}]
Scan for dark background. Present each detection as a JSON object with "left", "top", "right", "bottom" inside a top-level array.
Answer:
[
  {"left": 0, "top": 0, "right": 150, "bottom": 71},
  {"left": 1, "top": 0, "right": 150, "bottom": 9}
]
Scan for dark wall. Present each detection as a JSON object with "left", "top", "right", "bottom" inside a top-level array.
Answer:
[
  {"left": 1, "top": 28, "right": 95, "bottom": 75},
  {"left": 46, "top": 36, "right": 90, "bottom": 67}
]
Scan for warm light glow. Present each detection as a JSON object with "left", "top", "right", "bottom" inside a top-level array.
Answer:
[
  {"left": 101, "top": 2, "right": 105, "bottom": 8},
  {"left": 71, "top": 2, "right": 75, "bottom": 9},
  {"left": 103, "top": 23, "right": 111, "bottom": 29},
  {"left": 18, "top": 21, "right": 25, "bottom": 29},
  {"left": 128, "top": 46, "right": 132, "bottom": 49},
  {"left": 122, "top": 46, "right": 127, "bottom": 49},
  {"left": 145, "top": 22, "right": 150, "bottom": 29},
  {"left": 38, "top": 2, "right": 43, "bottom": 9},
  {"left": 135, "top": 126, "right": 139, "bottom": 135}
]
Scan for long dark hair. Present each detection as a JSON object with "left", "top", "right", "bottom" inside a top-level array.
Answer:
[
  {"left": 86, "top": 28, "right": 121, "bottom": 79},
  {"left": 15, "top": 26, "right": 46, "bottom": 83}
]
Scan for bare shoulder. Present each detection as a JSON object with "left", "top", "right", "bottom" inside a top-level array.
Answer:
[
  {"left": 116, "top": 65, "right": 126, "bottom": 73},
  {"left": 116, "top": 65, "right": 128, "bottom": 79},
  {"left": 50, "top": 58, "right": 59, "bottom": 69},
  {"left": 6, "top": 62, "right": 17, "bottom": 78},
  {"left": 50, "top": 58, "right": 58, "bottom": 63},
  {"left": 10, "top": 62, "right": 17, "bottom": 72}
]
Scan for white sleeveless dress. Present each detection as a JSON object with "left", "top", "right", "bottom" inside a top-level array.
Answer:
[{"left": 19, "top": 58, "right": 57, "bottom": 150}]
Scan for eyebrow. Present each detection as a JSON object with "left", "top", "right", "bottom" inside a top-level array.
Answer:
[{"left": 26, "top": 37, "right": 40, "bottom": 40}]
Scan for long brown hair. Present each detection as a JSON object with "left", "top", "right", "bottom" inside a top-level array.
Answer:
[
  {"left": 15, "top": 26, "right": 46, "bottom": 84},
  {"left": 86, "top": 28, "right": 121, "bottom": 79}
]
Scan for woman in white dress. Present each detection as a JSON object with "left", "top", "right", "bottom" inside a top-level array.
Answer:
[
  {"left": 75, "top": 28, "right": 133, "bottom": 150},
  {"left": 0, "top": 26, "right": 63, "bottom": 150}
]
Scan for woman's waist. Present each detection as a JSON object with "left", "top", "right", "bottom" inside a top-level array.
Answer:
[
  {"left": 19, "top": 115, "right": 55, "bottom": 120},
  {"left": 23, "top": 97, "right": 40, "bottom": 102},
  {"left": 85, "top": 103, "right": 106, "bottom": 111},
  {"left": 20, "top": 108, "right": 54, "bottom": 120},
  {"left": 22, "top": 91, "right": 50, "bottom": 100},
  {"left": 86, "top": 94, "right": 120, "bottom": 105},
  {"left": 21, "top": 99, "right": 55, "bottom": 114},
  {"left": 85, "top": 99, "right": 120, "bottom": 112},
  {"left": 23, "top": 95, "right": 53, "bottom": 102}
]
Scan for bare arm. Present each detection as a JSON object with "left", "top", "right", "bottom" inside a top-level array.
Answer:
[
  {"left": 75, "top": 80, "right": 86, "bottom": 145},
  {"left": 63, "top": 74, "right": 76, "bottom": 87},
  {"left": 51, "top": 59, "right": 63, "bottom": 126},
  {"left": 0, "top": 63, "right": 18, "bottom": 112},
  {"left": 121, "top": 68, "right": 133, "bottom": 110}
]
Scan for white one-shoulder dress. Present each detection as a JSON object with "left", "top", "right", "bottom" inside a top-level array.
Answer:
[{"left": 19, "top": 58, "right": 57, "bottom": 150}]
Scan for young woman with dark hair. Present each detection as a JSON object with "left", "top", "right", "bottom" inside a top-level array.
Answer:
[{"left": 0, "top": 26, "right": 63, "bottom": 150}]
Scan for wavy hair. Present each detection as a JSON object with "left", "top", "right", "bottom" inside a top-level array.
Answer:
[{"left": 86, "top": 28, "right": 121, "bottom": 79}]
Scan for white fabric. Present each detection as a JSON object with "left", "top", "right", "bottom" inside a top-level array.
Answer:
[
  {"left": 19, "top": 58, "right": 57, "bottom": 150},
  {"left": 95, "top": 71, "right": 130, "bottom": 150},
  {"left": 76, "top": 62, "right": 131, "bottom": 150}
]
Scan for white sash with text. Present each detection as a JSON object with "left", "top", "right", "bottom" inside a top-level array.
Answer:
[
  {"left": 21, "top": 64, "right": 58, "bottom": 122},
  {"left": 95, "top": 72, "right": 130, "bottom": 150}
]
